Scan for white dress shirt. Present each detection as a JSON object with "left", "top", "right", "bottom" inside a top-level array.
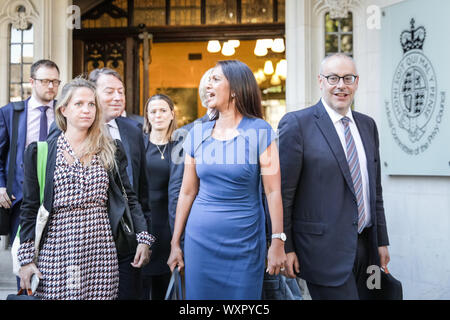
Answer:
[
  {"left": 106, "top": 119, "right": 122, "bottom": 141},
  {"left": 26, "top": 96, "right": 55, "bottom": 148},
  {"left": 321, "top": 98, "right": 371, "bottom": 228}
]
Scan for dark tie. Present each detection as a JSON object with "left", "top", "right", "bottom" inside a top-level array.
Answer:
[
  {"left": 341, "top": 116, "right": 367, "bottom": 233},
  {"left": 38, "top": 106, "right": 49, "bottom": 141}
]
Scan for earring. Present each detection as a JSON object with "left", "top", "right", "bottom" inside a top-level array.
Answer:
[{"left": 231, "top": 93, "right": 235, "bottom": 98}]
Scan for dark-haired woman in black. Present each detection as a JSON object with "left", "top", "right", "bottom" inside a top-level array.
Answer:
[{"left": 141, "top": 94, "right": 177, "bottom": 300}]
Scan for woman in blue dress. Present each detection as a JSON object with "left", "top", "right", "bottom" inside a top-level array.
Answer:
[{"left": 168, "top": 60, "right": 287, "bottom": 300}]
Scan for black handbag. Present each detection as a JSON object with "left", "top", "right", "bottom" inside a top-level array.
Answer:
[
  {"left": 0, "top": 207, "right": 11, "bottom": 235},
  {"left": 359, "top": 267, "right": 403, "bottom": 300},
  {"left": 0, "top": 102, "right": 23, "bottom": 235},
  {"left": 369, "top": 269, "right": 403, "bottom": 300},
  {"left": 114, "top": 162, "right": 138, "bottom": 256},
  {"left": 165, "top": 268, "right": 185, "bottom": 300}
]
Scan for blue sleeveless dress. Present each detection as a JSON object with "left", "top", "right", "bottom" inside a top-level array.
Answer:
[{"left": 183, "top": 116, "right": 277, "bottom": 300}]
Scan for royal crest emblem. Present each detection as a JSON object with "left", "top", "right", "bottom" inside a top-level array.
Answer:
[{"left": 391, "top": 19, "right": 436, "bottom": 144}]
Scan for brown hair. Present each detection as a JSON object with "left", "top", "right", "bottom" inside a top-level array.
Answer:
[
  {"left": 216, "top": 60, "right": 263, "bottom": 119},
  {"left": 30, "top": 59, "right": 60, "bottom": 78},
  {"left": 88, "top": 67, "right": 123, "bottom": 85},
  {"left": 143, "top": 94, "right": 177, "bottom": 142}
]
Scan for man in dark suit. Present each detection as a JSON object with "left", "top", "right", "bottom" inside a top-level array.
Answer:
[
  {"left": 0, "top": 60, "right": 60, "bottom": 245},
  {"left": 278, "top": 54, "right": 390, "bottom": 299},
  {"left": 89, "top": 68, "right": 151, "bottom": 300}
]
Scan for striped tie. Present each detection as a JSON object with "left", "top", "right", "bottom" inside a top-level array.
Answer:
[{"left": 341, "top": 116, "right": 367, "bottom": 233}]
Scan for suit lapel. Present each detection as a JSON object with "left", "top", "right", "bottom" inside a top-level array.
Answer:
[
  {"left": 314, "top": 102, "right": 356, "bottom": 196},
  {"left": 115, "top": 118, "right": 134, "bottom": 186},
  {"left": 17, "top": 98, "right": 29, "bottom": 156}
]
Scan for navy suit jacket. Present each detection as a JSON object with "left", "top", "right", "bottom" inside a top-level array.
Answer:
[
  {"left": 0, "top": 98, "right": 56, "bottom": 205},
  {"left": 278, "top": 100, "right": 389, "bottom": 287},
  {"left": 167, "top": 113, "right": 211, "bottom": 234}
]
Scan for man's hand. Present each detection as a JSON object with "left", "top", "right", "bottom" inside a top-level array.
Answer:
[
  {"left": 378, "top": 246, "right": 390, "bottom": 271},
  {"left": 0, "top": 187, "right": 15, "bottom": 209},
  {"left": 283, "top": 252, "right": 300, "bottom": 278}
]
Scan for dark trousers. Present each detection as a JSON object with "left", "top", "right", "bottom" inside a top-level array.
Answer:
[
  {"left": 142, "top": 272, "right": 171, "bottom": 300},
  {"left": 118, "top": 254, "right": 143, "bottom": 300},
  {"left": 307, "top": 228, "right": 371, "bottom": 300}
]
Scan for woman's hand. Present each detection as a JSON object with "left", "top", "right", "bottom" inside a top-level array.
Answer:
[
  {"left": 131, "top": 243, "right": 151, "bottom": 268},
  {"left": 19, "top": 263, "right": 42, "bottom": 290},
  {"left": 266, "top": 239, "right": 287, "bottom": 275},
  {"left": 167, "top": 243, "right": 184, "bottom": 272}
]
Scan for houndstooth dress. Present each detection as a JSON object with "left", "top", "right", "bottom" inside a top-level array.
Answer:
[{"left": 20, "top": 134, "right": 120, "bottom": 299}]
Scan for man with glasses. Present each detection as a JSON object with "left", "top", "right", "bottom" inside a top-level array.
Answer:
[
  {"left": 0, "top": 60, "right": 60, "bottom": 281},
  {"left": 278, "top": 53, "right": 390, "bottom": 299}
]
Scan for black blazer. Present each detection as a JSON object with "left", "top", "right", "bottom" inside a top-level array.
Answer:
[
  {"left": 278, "top": 100, "right": 389, "bottom": 287},
  {"left": 19, "top": 137, "right": 148, "bottom": 253}
]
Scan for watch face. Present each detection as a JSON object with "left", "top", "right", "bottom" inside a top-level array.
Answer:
[{"left": 281, "top": 233, "right": 287, "bottom": 241}]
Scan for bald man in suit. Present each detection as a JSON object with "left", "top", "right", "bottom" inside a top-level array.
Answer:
[{"left": 278, "top": 54, "right": 390, "bottom": 299}]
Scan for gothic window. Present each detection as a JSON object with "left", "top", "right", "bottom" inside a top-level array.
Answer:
[
  {"left": 242, "top": 0, "right": 273, "bottom": 23},
  {"left": 82, "top": 0, "right": 128, "bottom": 28},
  {"left": 205, "top": 0, "right": 237, "bottom": 25},
  {"left": 170, "top": 0, "right": 201, "bottom": 25},
  {"left": 134, "top": 0, "right": 166, "bottom": 26},
  {"left": 9, "top": 21, "right": 33, "bottom": 102},
  {"left": 324, "top": 11, "right": 353, "bottom": 56}
]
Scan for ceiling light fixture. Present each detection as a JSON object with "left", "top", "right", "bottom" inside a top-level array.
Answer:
[
  {"left": 272, "top": 38, "right": 285, "bottom": 53},
  {"left": 221, "top": 41, "right": 235, "bottom": 56},
  {"left": 207, "top": 40, "right": 221, "bottom": 53}
]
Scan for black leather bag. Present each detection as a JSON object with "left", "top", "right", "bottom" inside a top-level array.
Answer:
[
  {"left": 114, "top": 162, "right": 137, "bottom": 256},
  {"left": 0, "top": 208, "right": 11, "bottom": 235},
  {"left": 370, "top": 270, "right": 403, "bottom": 300}
]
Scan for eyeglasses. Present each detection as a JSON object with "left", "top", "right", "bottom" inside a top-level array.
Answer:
[
  {"left": 320, "top": 74, "right": 358, "bottom": 85},
  {"left": 33, "top": 78, "right": 61, "bottom": 86}
]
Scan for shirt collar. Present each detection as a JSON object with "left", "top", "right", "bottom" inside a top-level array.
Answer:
[
  {"left": 28, "top": 95, "right": 54, "bottom": 110},
  {"left": 107, "top": 118, "right": 118, "bottom": 129},
  {"left": 321, "top": 97, "right": 354, "bottom": 124}
]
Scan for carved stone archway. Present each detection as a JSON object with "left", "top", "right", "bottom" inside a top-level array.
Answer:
[{"left": 313, "top": 0, "right": 361, "bottom": 19}]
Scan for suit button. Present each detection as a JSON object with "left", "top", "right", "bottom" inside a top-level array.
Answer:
[{"left": 352, "top": 221, "right": 358, "bottom": 226}]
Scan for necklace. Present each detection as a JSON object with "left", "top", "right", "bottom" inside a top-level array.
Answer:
[{"left": 155, "top": 143, "right": 167, "bottom": 160}]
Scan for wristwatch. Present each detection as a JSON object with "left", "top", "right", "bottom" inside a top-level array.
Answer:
[{"left": 272, "top": 233, "right": 287, "bottom": 242}]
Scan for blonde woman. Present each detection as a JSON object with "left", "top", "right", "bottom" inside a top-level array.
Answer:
[
  {"left": 141, "top": 94, "right": 177, "bottom": 299},
  {"left": 18, "top": 77, "right": 154, "bottom": 300}
]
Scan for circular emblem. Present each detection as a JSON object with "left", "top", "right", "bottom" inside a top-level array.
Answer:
[{"left": 391, "top": 49, "right": 437, "bottom": 144}]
